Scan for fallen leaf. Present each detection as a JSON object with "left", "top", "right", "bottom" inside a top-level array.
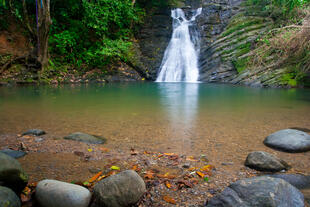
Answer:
[
  {"left": 186, "top": 156, "right": 198, "bottom": 162},
  {"left": 110, "top": 166, "right": 120, "bottom": 170},
  {"left": 21, "top": 193, "right": 31, "bottom": 202},
  {"left": 88, "top": 171, "right": 102, "bottom": 183},
  {"left": 88, "top": 148, "right": 93, "bottom": 152},
  {"left": 158, "top": 154, "right": 163, "bottom": 158},
  {"left": 83, "top": 181, "right": 91, "bottom": 187},
  {"left": 144, "top": 171, "right": 155, "bottom": 179},
  {"left": 163, "top": 195, "right": 176, "bottom": 204},
  {"left": 196, "top": 171, "right": 205, "bottom": 178},
  {"left": 165, "top": 181, "right": 171, "bottom": 188},
  {"left": 200, "top": 165, "right": 213, "bottom": 172},
  {"left": 22, "top": 135, "right": 32, "bottom": 139},
  {"left": 188, "top": 167, "right": 198, "bottom": 171},
  {"left": 97, "top": 175, "right": 106, "bottom": 181},
  {"left": 177, "top": 180, "right": 193, "bottom": 188},
  {"left": 99, "top": 147, "right": 109, "bottom": 152},
  {"left": 164, "top": 153, "right": 175, "bottom": 156},
  {"left": 130, "top": 148, "right": 138, "bottom": 155},
  {"left": 204, "top": 177, "right": 209, "bottom": 182}
]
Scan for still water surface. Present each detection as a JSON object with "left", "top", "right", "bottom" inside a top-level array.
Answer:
[{"left": 1, "top": 83, "right": 310, "bottom": 156}]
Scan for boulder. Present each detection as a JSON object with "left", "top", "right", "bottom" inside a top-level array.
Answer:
[
  {"left": 0, "top": 152, "right": 28, "bottom": 193},
  {"left": 0, "top": 149, "right": 27, "bottom": 159},
  {"left": 22, "top": 129, "right": 46, "bottom": 136},
  {"left": 245, "top": 151, "right": 290, "bottom": 172},
  {"left": 267, "top": 174, "right": 310, "bottom": 189},
  {"left": 206, "top": 176, "right": 304, "bottom": 207},
  {"left": 0, "top": 186, "right": 21, "bottom": 207},
  {"left": 64, "top": 132, "right": 106, "bottom": 144},
  {"left": 92, "top": 170, "right": 146, "bottom": 207},
  {"left": 264, "top": 129, "right": 310, "bottom": 152},
  {"left": 35, "top": 179, "right": 91, "bottom": 207}
]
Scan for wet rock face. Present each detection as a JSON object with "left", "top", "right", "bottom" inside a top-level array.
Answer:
[
  {"left": 245, "top": 151, "right": 290, "bottom": 172},
  {"left": 92, "top": 170, "right": 146, "bottom": 207},
  {"left": 0, "top": 186, "right": 21, "bottom": 207},
  {"left": 0, "top": 152, "right": 28, "bottom": 194},
  {"left": 206, "top": 176, "right": 305, "bottom": 207},
  {"left": 135, "top": 8, "right": 173, "bottom": 80}
]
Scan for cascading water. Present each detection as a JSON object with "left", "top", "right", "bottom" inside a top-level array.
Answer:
[{"left": 156, "top": 8, "right": 202, "bottom": 82}]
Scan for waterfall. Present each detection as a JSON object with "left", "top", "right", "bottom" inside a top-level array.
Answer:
[{"left": 156, "top": 8, "right": 202, "bottom": 82}]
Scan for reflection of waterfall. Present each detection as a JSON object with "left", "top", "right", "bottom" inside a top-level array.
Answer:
[
  {"left": 156, "top": 8, "right": 202, "bottom": 82},
  {"left": 158, "top": 83, "right": 199, "bottom": 134}
]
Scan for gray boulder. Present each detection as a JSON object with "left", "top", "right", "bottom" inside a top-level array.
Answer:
[
  {"left": 0, "top": 152, "right": 28, "bottom": 193},
  {"left": 206, "top": 176, "right": 304, "bottom": 207},
  {"left": 22, "top": 129, "right": 46, "bottom": 136},
  {"left": 64, "top": 132, "right": 106, "bottom": 144},
  {"left": 264, "top": 129, "right": 310, "bottom": 152},
  {"left": 245, "top": 151, "right": 290, "bottom": 172},
  {"left": 0, "top": 149, "right": 27, "bottom": 159},
  {"left": 35, "top": 179, "right": 91, "bottom": 207},
  {"left": 0, "top": 186, "right": 21, "bottom": 207},
  {"left": 92, "top": 170, "right": 146, "bottom": 207},
  {"left": 267, "top": 174, "right": 310, "bottom": 189}
]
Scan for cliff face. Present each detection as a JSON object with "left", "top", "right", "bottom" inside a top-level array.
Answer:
[{"left": 135, "top": 0, "right": 308, "bottom": 87}]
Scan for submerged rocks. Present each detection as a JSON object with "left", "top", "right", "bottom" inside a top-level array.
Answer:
[
  {"left": 64, "top": 132, "right": 106, "bottom": 144},
  {"left": 35, "top": 179, "right": 91, "bottom": 207},
  {"left": 0, "top": 152, "right": 28, "bottom": 193},
  {"left": 245, "top": 151, "right": 290, "bottom": 172},
  {"left": 22, "top": 129, "right": 46, "bottom": 136},
  {"left": 206, "top": 176, "right": 304, "bottom": 207},
  {"left": 0, "top": 149, "right": 26, "bottom": 159},
  {"left": 0, "top": 186, "right": 21, "bottom": 207},
  {"left": 264, "top": 129, "right": 310, "bottom": 152},
  {"left": 92, "top": 170, "right": 146, "bottom": 207}
]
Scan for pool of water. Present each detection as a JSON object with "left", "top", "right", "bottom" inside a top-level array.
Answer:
[{"left": 1, "top": 82, "right": 310, "bottom": 158}]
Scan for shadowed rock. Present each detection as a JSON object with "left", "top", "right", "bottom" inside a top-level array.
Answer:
[
  {"left": 206, "top": 176, "right": 304, "bottom": 207},
  {"left": 0, "top": 149, "right": 26, "bottom": 159},
  {"left": 0, "top": 186, "right": 21, "bottom": 207},
  {"left": 245, "top": 151, "right": 290, "bottom": 172},
  {"left": 22, "top": 129, "right": 46, "bottom": 136},
  {"left": 0, "top": 152, "right": 28, "bottom": 194}
]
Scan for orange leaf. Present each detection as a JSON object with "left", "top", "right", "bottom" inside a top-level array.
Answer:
[
  {"left": 163, "top": 195, "right": 176, "bottom": 204},
  {"left": 144, "top": 171, "right": 155, "bottom": 179},
  {"left": 165, "top": 181, "right": 171, "bottom": 189},
  {"left": 164, "top": 153, "right": 175, "bottom": 156},
  {"left": 97, "top": 175, "right": 106, "bottom": 181},
  {"left": 196, "top": 171, "right": 205, "bottom": 178},
  {"left": 21, "top": 193, "right": 31, "bottom": 202},
  {"left": 200, "top": 165, "right": 213, "bottom": 172},
  {"left": 158, "top": 154, "right": 163, "bottom": 158},
  {"left": 88, "top": 171, "right": 102, "bottom": 183},
  {"left": 99, "top": 147, "right": 109, "bottom": 152},
  {"left": 186, "top": 156, "right": 198, "bottom": 162},
  {"left": 188, "top": 167, "right": 198, "bottom": 171}
]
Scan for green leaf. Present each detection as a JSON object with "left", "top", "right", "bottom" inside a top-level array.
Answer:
[{"left": 110, "top": 166, "right": 120, "bottom": 170}]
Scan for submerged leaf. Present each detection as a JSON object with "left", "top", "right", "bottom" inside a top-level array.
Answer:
[
  {"left": 88, "top": 171, "right": 102, "bottom": 183},
  {"left": 110, "top": 166, "right": 120, "bottom": 170},
  {"left": 196, "top": 171, "right": 205, "bottom": 178},
  {"left": 163, "top": 195, "right": 176, "bottom": 204}
]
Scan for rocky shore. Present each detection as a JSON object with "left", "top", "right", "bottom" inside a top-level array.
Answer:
[{"left": 0, "top": 128, "right": 310, "bottom": 206}]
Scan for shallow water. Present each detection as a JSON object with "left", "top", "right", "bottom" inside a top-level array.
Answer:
[{"left": 0, "top": 83, "right": 310, "bottom": 158}]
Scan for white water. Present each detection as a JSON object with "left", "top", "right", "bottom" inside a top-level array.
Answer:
[{"left": 156, "top": 8, "right": 202, "bottom": 82}]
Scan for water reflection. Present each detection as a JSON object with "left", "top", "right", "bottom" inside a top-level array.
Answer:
[{"left": 158, "top": 83, "right": 199, "bottom": 136}]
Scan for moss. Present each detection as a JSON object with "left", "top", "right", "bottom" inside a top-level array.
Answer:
[
  {"left": 221, "top": 18, "right": 265, "bottom": 38},
  {"left": 220, "top": 42, "right": 252, "bottom": 57},
  {"left": 232, "top": 57, "right": 249, "bottom": 73}
]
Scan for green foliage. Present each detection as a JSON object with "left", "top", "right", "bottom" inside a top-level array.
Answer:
[{"left": 49, "top": 0, "right": 145, "bottom": 70}]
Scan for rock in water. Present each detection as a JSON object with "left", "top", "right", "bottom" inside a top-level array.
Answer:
[
  {"left": 264, "top": 129, "right": 310, "bottom": 152},
  {"left": 206, "top": 176, "right": 304, "bottom": 207},
  {"left": 0, "top": 149, "right": 26, "bottom": 159},
  {"left": 267, "top": 174, "right": 310, "bottom": 189},
  {"left": 22, "top": 129, "right": 46, "bottom": 136},
  {"left": 0, "top": 186, "right": 21, "bottom": 207},
  {"left": 0, "top": 152, "right": 28, "bottom": 193},
  {"left": 35, "top": 179, "right": 91, "bottom": 207},
  {"left": 245, "top": 151, "right": 290, "bottom": 172},
  {"left": 92, "top": 170, "right": 146, "bottom": 207},
  {"left": 64, "top": 132, "right": 106, "bottom": 144}
]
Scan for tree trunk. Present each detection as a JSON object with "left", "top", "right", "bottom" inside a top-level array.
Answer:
[{"left": 37, "top": 0, "right": 52, "bottom": 71}]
